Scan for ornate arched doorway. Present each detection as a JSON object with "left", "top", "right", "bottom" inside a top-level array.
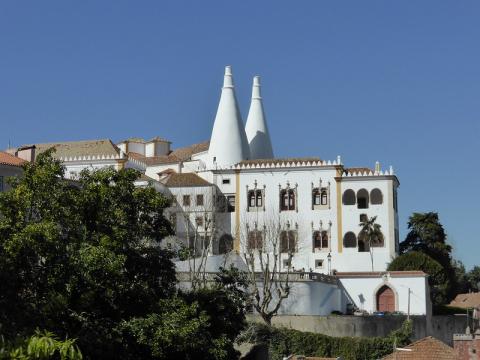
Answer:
[{"left": 376, "top": 285, "right": 395, "bottom": 312}]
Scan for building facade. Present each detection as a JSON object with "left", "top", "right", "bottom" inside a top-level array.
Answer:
[{"left": 7, "top": 66, "right": 429, "bottom": 316}]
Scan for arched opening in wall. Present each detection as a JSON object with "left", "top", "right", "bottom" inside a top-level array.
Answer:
[
  {"left": 370, "top": 188, "right": 383, "bottom": 205},
  {"left": 248, "top": 189, "right": 263, "bottom": 209},
  {"left": 342, "top": 189, "right": 356, "bottom": 205},
  {"left": 371, "top": 232, "right": 385, "bottom": 248},
  {"left": 358, "top": 230, "right": 370, "bottom": 252},
  {"left": 357, "top": 189, "right": 369, "bottom": 209},
  {"left": 280, "top": 230, "right": 297, "bottom": 253},
  {"left": 376, "top": 285, "right": 396, "bottom": 312},
  {"left": 321, "top": 230, "right": 329, "bottom": 249},
  {"left": 343, "top": 232, "right": 357, "bottom": 248},
  {"left": 312, "top": 231, "right": 329, "bottom": 251},
  {"left": 247, "top": 230, "right": 263, "bottom": 250},
  {"left": 280, "top": 189, "right": 295, "bottom": 211},
  {"left": 321, "top": 190, "right": 328, "bottom": 205},
  {"left": 218, "top": 234, "right": 233, "bottom": 254}
]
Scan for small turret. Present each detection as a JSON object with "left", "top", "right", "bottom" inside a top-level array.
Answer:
[
  {"left": 208, "top": 66, "right": 250, "bottom": 167},
  {"left": 245, "top": 76, "right": 274, "bottom": 159}
]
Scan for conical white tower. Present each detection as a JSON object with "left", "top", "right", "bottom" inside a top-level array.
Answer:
[
  {"left": 208, "top": 66, "right": 250, "bottom": 167},
  {"left": 245, "top": 76, "right": 274, "bottom": 159}
]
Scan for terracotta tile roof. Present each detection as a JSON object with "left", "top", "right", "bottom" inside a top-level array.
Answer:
[
  {"left": 120, "top": 136, "right": 171, "bottom": 144},
  {"left": 139, "top": 141, "right": 209, "bottom": 166},
  {"left": 169, "top": 141, "right": 209, "bottom": 160},
  {"left": 18, "top": 139, "right": 121, "bottom": 159},
  {"left": 0, "top": 151, "right": 26, "bottom": 167},
  {"left": 382, "top": 336, "right": 456, "bottom": 359},
  {"left": 238, "top": 157, "right": 322, "bottom": 166},
  {"left": 336, "top": 271, "right": 427, "bottom": 278},
  {"left": 127, "top": 152, "right": 146, "bottom": 161},
  {"left": 136, "top": 174, "right": 159, "bottom": 182},
  {"left": 449, "top": 292, "right": 480, "bottom": 309},
  {"left": 162, "top": 173, "right": 211, "bottom": 187}
]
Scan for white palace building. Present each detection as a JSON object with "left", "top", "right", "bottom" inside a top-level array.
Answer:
[{"left": 9, "top": 66, "right": 431, "bottom": 317}]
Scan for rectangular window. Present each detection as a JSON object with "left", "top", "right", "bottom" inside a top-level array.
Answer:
[
  {"left": 360, "top": 214, "right": 368, "bottom": 222},
  {"left": 183, "top": 195, "right": 191, "bottom": 206},
  {"left": 282, "top": 259, "right": 291, "bottom": 268},
  {"left": 315, "top": 259, "right": 324, "bottom": 268},
  {"left": 196, "top": 194, "right": 204, "bottom": 206},
  {"left": 222, "top": 179, "right": 230, "bottom": 184}
]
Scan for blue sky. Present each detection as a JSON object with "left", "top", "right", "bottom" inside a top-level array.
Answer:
[{"left": 1, "top": 1, "right": 479, "bottom": 269}]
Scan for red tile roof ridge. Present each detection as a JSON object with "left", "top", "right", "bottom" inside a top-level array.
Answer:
[{"left": 0, "top": 151, "right": 27, "bottom": 167}]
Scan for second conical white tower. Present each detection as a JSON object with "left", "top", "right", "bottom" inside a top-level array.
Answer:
[
  {"left": 208, "top": 66, "right": 250, "bottom": 167},
  {"left": 245, "top": 76, "right": 274, "bottom": 159}
]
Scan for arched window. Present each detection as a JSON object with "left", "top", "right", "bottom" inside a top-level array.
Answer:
[
  {"left": 371, "top": 232, "right": 385, "bottom": 248},
  {"left": 313, "top": 231, "right": 321, "bottom": 250},
  {"left": 321, "top": 230, "right": 329, "bottom": 249},
  {"left": 321, "top": 190, "right": 328, "bottom": 205},
  {"left": 370, "top": 188, "right": 383, "bottom": 205},
  {"left": 218, "top": 234, "right": 233, "bottom": 254},
  {"left": 247, "top": 230, "right": 263, "bottom": 250},
  {"left": 357, "top": 189, "right": 369, "bottom": 209},
  {"left": 248, "top": 189, "right": 263, "bottom": 209},
  {"left": 312, "top": 188, "right": 321, "bottom": 206},
  {"left": 342, "top": 189, "right": 356, "bottom": 205},
  {"left": 280, "top": 230, "right": 297, "bottom": 253},
  {"left": 280, "top": 189, "right": 295, "bottom": 211},
  {"left": 358, "top": 230, "right": 370, "bottom": 252},
  {"left": 343, "top": 232, "right": 357, "bottom": 248},
  {"left": 313, "top": 231, "right": 328, "bottom": 250}
]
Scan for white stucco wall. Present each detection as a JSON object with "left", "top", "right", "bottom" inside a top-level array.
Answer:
[
  {"left": 339, "top": 274, "right": 430, "bottom": 315},
  {"left": 203, "top": 165, "right": 398, "bottom": 274}
]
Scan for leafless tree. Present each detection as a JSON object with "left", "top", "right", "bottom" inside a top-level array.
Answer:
[
  {"left": 168, "top": 186, "right": 232, "bottom": 290},
  {"left": 240, "top": 213, "right": 298, "bottom": 325}
]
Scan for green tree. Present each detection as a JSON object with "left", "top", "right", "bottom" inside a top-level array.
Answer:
[
  {"left": 466, "top": 266, "right": 480, "bottom": 292},
  {"left": 359, "top": 216, "right": 384, "bottom": 271},
  {"left": 387, "top": 251, "right": 449, "bottom": 305},
  {"left": 0, "top": 150, "right": 175, "bottom": 358},
  {"left": 0, "top": 150, "right": 249, "bottom": 359},
  {"left": 400, "top": 212, "right": 452, "bottom": 268}
]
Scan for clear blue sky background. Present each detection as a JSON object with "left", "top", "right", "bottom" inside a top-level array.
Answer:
[{"left": 1, "top": 1, "right": 479, "bottom": 269}]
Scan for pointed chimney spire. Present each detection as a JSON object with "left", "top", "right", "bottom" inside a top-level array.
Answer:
[
  {"left": 208, "top": 66, "right": 250, "bottom": 167},
  {"left": 245, "top": 76, "right": 274, "bottom": 160}
]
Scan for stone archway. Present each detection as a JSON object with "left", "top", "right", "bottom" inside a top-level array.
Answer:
[{"left": 376, "top": 285, "right": 396, "bottom": 312}]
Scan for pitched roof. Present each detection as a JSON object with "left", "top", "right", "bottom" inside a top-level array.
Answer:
[
  {"left": 19, "top": 139, "right": 121, "bottom": 159},
  {"left": 162, "top": 173, "right": 211, "bottom": 187},
  {"left": 382, "top": 336, "right": 456, "bottom": 360},
  {"left": 139, "top": 141, "right": 209, "bottom": 166},
  {"left": 169, "top": 141, "right": 209, "bottom": 160},
  {"left": 0, "top": 151, "right": 26, "bottom": 167},
  {"left": 238, "top": 157, "right": 322, "bottom": 166},
  {"left": 449, "top": 292, "right": 480, "bottom": 309}
]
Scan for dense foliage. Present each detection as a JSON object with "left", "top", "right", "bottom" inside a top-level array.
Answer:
[
  {"left": 243, "top": 320, "right": 412, "bottom": 360},
  {"left": 392, "top": 212, "right": 466, "bottom": 305},
  {"left": 0, "top": 151, "right": 247, "bottom": 359},
  {"left": 387, "top": 251, "right": 449, "bottom": 305},
  {"left": 0, "top": 330, "right": 82, "bottom": 360}
]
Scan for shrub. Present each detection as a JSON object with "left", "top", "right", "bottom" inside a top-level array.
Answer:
[{"left": 242, "top": 319, "right": 412, "bottom": 360}]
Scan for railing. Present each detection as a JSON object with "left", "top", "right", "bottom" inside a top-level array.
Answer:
[{"left": 176, "top": 271, "right": 338, "bottom": 285}]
